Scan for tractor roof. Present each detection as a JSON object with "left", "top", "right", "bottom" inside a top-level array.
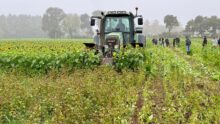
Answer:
[{"left": 105, "top": 11, "right": 133, "bottom": 16}]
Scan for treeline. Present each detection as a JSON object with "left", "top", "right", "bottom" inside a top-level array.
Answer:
[
  {"left": 0, "top": 7, "right": 97, "bottom": 39},
  {"left": 150, "top": 14, "right": 220, "bottom": 37},
  {"left": 185, "top": 16, "right": 220, "bottom": 37},
  {"left": 41, "top": 7, "right": 96, "bottom": 39},
  {"left": 1, "top": 7, "right": 220, "bottom": 39},
  {"left": 0, "top": 15, "right": 47, "bottom": 38}
]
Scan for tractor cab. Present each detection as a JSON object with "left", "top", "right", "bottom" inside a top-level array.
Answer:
[
  {"left": 103, "top": 12, "right": 133, "bottom": 46},
  {"left": 84, "top": 8, "right": 146, "bottom": 59}
]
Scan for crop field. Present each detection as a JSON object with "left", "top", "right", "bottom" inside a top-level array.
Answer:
[{"left": 0, "top": 39, "right": 220, "bottom": 123}]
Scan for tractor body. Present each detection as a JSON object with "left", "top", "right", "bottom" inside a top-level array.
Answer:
[{"left": 84, "top": 9, "right": 146, "bottom": 64}]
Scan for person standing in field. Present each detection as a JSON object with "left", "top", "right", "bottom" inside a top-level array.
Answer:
[
  {"left": 159, "top": 38, "right": 162, "bottom": 45},
  {"left": 159, "top": 37, "right": 165, "bottom": 47},
  {"left": 186, "top": 36, "right": 191, "bottom": 55},
  {"left": 152, "top": 38, "right": 154, "bottom": 45},
  {"left": 165, "top": 38, "right": 170, "bottom": 47},
  {"left": 202, "top": 36, "right": 208, "bottom": 47},
  {"left": 152, "top": 38, "right": 158, "bottom": 45},
  {"left": 218, "top": 38, "right": 220, "bottom": 48},
  {"left": 162, "top": 38, "right": 165, "bottom": 47},
  {"left": 155, "top": 38, "right": 158, "bottom": 45}
]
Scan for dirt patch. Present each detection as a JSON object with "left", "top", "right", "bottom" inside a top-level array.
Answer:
[
  {"left": 131, "top": 90, "right": 144, "bottom": 124},
  {"left": 131, "top": 78, "right": 147, "bottom": 124},
  {"left": 150, "top": 77, "right": 166, "bottom": 122},
  {"left": 102, "top": 58, "right": 113, "bottom": 65}
]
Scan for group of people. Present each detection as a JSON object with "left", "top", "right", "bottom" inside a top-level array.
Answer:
[
  {"left": 185, "top": 36, "right": 220, "bottom": 55},
  {"left": 152, "top": 36, "right": 220, "bottom": 55},
  {"left": 152, "top": 37, "right": 181, "bottom": 47},
  {"left": 152, "top": 37, "right": 190, "bottom": 55}
]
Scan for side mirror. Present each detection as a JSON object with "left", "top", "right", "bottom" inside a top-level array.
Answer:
[
  {"left": 91, "top": 18, "right": 95, "bottom": 26},
  {"left": 138, "top": 18, "right": 143, "bottom": 25}
]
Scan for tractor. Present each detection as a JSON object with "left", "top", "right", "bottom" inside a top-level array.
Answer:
[{"left": 84, "top": 8, "right": 146, "bottom": 64}]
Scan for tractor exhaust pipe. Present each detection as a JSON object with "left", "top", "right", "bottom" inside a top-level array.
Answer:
[{"left": 135, "top": 7, "right": 138, "bottom": 16}]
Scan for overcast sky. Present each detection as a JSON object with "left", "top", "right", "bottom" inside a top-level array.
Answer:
[{"left": 0, "top": 0, "right": 220, "bottom": 26}]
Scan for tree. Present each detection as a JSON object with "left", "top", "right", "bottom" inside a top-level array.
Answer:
[
  {"left": 143, "top": 20, "right": 166, "bottom": 36},
  {"left": 42, "top": 7, "right": 66, "bottom": 38},
  {"left": 80, "top": 13, "right": 94, "bottom": 37},
  {"left": 0, "top": 15, "right": 7, "bottom": 38},
  {"left": 62, "top": 14, "right": 80, "bottom": 38},
  {"left": 143, "top": 20, "right": 150, "bottom": 36},
  {"left": 194, "top": 16, "right": 207, "bottom": 36},
  {"left": 185, "top": 19, "right": 195, "bottom": 36},
  {"left": 164, "top": 15, "right": 179, "bottom": 33},
  {"left": 185, "top": 16, "right": 220, "bottom": 37},
  {"left": 207, "top": 16, "right": 220, "bottom": 37},
  {"left": 151, "top": 20, "right": 166, "bottom": 35},
  {"left": 0, "top": 15, "right": 46, "bottom": 38}
]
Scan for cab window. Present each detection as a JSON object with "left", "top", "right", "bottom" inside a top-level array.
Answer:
[{"left": 105, "top": 17, "right": 130, "bottom": 33}]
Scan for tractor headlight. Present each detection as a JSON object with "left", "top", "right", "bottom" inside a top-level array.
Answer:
[
  {"left": 104, "top": 45, "right": 109, "bottom": 52},
  {"left": 104, "top": 45, "right": 109, "bottom": 49},
  {"left": 114, "top": 45, "right": 119, "bottom": 49}
]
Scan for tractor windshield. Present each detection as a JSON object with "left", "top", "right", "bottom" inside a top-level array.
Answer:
[{"left": 105, "top": 17, "right": 130, "bottom": 33}]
